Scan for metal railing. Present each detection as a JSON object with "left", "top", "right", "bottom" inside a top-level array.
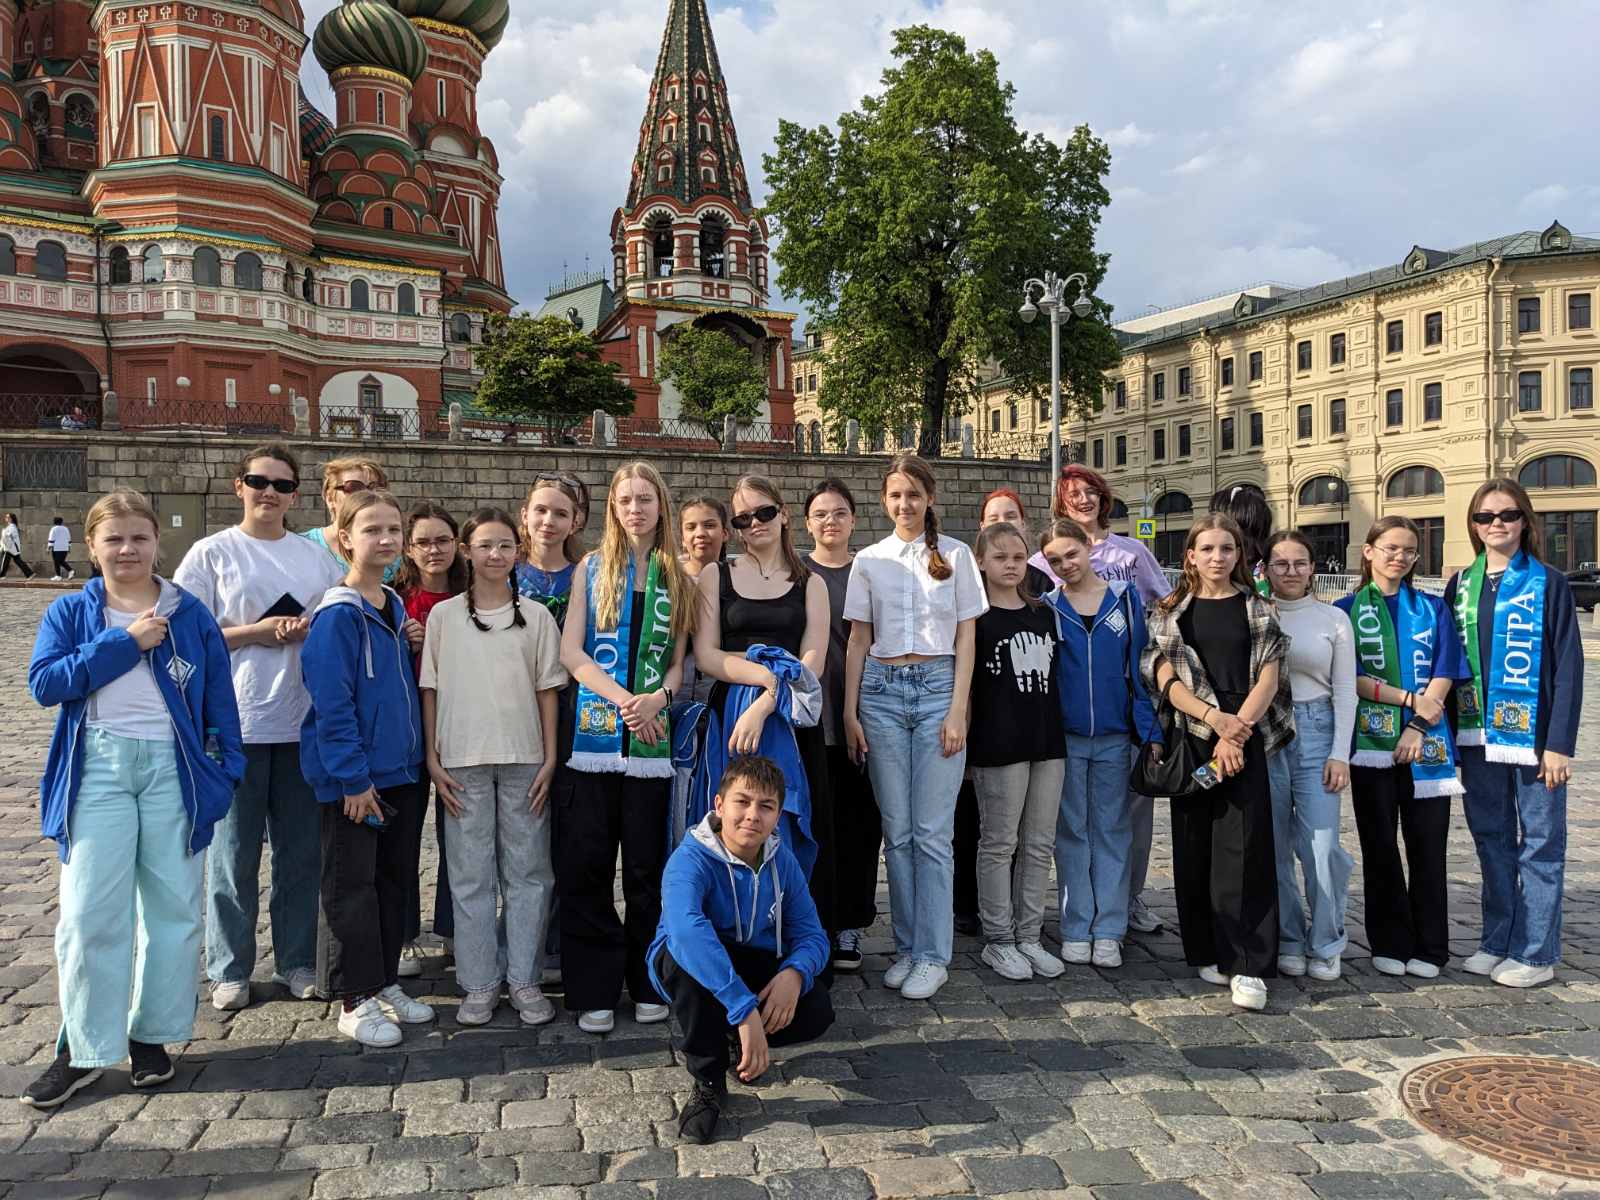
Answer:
[
  {"left": 1157, "top": 567, "right": 1447, "bottom": 599},
  {"left": 123, "top": 398, "right": 295, "bottom": 435},
  {"left": 0, "top": 393, "right": 103, "bottom": 431}
]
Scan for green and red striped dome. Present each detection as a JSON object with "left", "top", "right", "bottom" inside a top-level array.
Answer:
[
  {"left": 389, "top": 0, "right": 508, "bottom": 52},
  {"left": 313, "top": 0, "right": 428, "bottom": 82}
]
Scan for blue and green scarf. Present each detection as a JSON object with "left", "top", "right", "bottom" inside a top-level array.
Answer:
[
  {"left": 571, "top": 553, "right": 675, "bottom": 778},
  {"left": 1350, "top": 581, "right": 1463, "bottom": 797},
  {"left": 1452, "top": 551, "right": 1544, "bottom": 766}
]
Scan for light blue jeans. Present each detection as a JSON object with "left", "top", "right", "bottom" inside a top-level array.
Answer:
[
  {"left": 205, "top": 741, "right": 321, "bottom": 984},
  {"left": 1056, "top": 733, "right": 1135, "bottom": 942},
  {"left": 57, "top": 729, "right": 204, "bottom": 1067},
  {"left": 858, "top": 657, "right": 966, "bottom": 967},
  {"left": 1265, "top": 699, "right": 1353, "bottom": 961},
  {"left": 1460, "top": 749, "right": 1566, "bottom": 968}
]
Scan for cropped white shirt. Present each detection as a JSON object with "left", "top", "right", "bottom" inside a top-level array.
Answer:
[{"left": 844, "top": 531, "right": 987, "bottom": 659}]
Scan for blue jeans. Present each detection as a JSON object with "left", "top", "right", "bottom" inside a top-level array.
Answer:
[
  {"left": 1460, "top": 748, "right": 1566, "bottom": 968},
  {"left": 57, "top": 730, "right": 204, "bottom": 1067},
  {"left": 858, "top": 657, "right": 965, "bottom": 967},
  {"left": 1056, "top": 733, "right": 1135, "bottom": 942},
  {"left": 205, "top": 741, "right": 321, "bottom": 984},
  {"left": 1266, "top": 700, "right": 1353, "bottom": 961}
]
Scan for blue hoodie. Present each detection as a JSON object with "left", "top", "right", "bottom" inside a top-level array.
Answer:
[
  {"left": 30, "top": 575, "right": 245, "bottom": 863},
  {"left": 647, "top": 814, "right": 829, "bottom": 1026},
  {"left": 299, "top": 585, "right": 422, "bottom": 803},
  {"left": 1047, "top": 580, "right": 1159, "bottom": 743}
]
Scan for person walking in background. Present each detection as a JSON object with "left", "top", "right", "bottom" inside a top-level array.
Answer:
[
  {"left": 48, "top": 516, "right": 74, "bottom": 581},
  {"left": 301, "top": 457, "right": 400, "bottom": 583},
  {"left": 1448, "top": 480, "right": 1584, "bottom": 988},
  {"left": 1, "top": 512, "right": 35, "bottom": 578},
  {"left": 1263, "top": 530, "right": 1356, "bottom": 982},
  {"left": 175, "top": 444, "right": 345, "bottom": 1010}
]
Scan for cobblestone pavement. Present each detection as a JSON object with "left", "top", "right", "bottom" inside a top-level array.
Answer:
[{"left": 2, "top": 589, "right": 1598, "bottom": 1200}]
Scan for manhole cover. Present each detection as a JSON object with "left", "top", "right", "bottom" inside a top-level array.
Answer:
[{"left": 1401, "top": 1055, "right": 1600, "bottom": 1180}]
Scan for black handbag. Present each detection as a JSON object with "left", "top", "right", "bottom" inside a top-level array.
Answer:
[{"left": 1129, "top": 677, "right": 1206, "bottom": 799}]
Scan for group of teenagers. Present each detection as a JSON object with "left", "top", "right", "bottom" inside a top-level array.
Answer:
[{"left": 22, "top": 444, "right": 1584, "bottom": 1146}]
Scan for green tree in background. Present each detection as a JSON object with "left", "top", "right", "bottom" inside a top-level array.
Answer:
[
  {"left": 657, "top": 324, "right": 769, "bottom": 441},
  {"left": 475, "top": 313, "right": 635, "bottom": 440},
  {"left": 763, "top": 25, "right": 1122, "bottom": 456}
]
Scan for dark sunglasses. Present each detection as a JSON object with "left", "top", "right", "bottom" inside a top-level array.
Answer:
[
  {"left": 1470, "top": 508, "right": 1524, "bottom": 527},
  {"left": 730, "top": 503, "right": 781, "bottom": 530},
  {"left": 241, "top": 474, "right": 298, "bottom": 494},
  {"left": 330, "top": 479, "right": 372, "bottom": 496},
  {"left": 534, "top": 474, "right": 585, "bottom": 498}
]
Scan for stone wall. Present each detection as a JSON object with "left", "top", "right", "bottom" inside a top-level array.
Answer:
[{"left": 0, "top": 431, "right": 1054, "bottom": 573}]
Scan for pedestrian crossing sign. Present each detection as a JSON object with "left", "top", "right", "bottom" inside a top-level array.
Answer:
[{"left": 1135, "top": 519, "right": 1156, "bottom": 540}]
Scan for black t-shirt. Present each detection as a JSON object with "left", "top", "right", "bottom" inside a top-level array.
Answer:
[
  {"left": 968, "top": 602, "right": 1065, "bottom": 767},
  {"left": 806, "top": 556, "right": 852, "bottom": 747},
  {"left": 1177, "top": 593, "right": 1251, "bottom": 709}
]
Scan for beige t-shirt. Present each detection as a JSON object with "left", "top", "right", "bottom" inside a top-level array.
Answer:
[{"left": 419, "top": 594, "right": 568, "bottom": 769}]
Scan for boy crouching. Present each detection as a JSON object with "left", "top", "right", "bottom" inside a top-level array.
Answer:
[{"left": 648, "top": 755, "right": 834, "bottom": 1143}]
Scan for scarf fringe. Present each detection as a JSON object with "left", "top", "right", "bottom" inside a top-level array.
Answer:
[
  {"left": 568, "top": 751, "right": 627, "bottom": 775},
  {"left": 624, "top": 757, "right": 675, "bottom": 779},
  {"left": 1411, "top": 777, "right": 1465, "bottom": 798},
  {"left": 1484, "top": 744, "right": 1539, "bottom": 766},
  {"left": 1455, "top": 729, "right": 1485, "bottom": 747},
  {"left": 1351, "top": 749, "right": 1394, "bottom": 769}
]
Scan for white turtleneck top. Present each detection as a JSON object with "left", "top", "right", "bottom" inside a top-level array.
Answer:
[{"left": 1274, "top": 593, "right": 1357, "bottom": 761}]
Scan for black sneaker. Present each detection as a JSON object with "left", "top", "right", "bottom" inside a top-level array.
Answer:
[
  {"left": 832, "top": 929, "right": 863, "bottom": 972},
  {"left": 678, "top": 1079, "right": 726, "bottom": 1144},
  {"left": 129, "top": 1041, "right": 174, "bottom": 1088},
  {"left": 20, "top": 1048, "right": 101, "bottom": 1109}
]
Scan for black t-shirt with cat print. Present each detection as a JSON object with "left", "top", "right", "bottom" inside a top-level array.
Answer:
[{"left": 968, "top": 602, "right": 1066, "bottom": 768}]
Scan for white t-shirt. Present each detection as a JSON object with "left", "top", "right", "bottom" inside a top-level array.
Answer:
[
  {"left": 419, "top": 595, "right": 568, "bottom": 769},
  {"left": 844, "top": 532, "right": 988, "bottom": 659},
  {"left": 47, "top": 525, "right": 70, "bottom": 552},
  {"left": 87, "top": 607, "right": 173, "bottom": 741},
  {"left": 174, "top": 525, "right": 345, "bottom": 743}
]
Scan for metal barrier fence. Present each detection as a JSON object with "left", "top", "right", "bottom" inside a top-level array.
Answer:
[{"left": 1158, "top": 567, "right": 1447, "bottom": 598}]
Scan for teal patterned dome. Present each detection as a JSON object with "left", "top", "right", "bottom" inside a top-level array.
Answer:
[
  {"left": 389, "top": 0, "right": 508, "bottom": 52},
  {"left": 313, "top": 0, "right": 428, "bottom": 82}
]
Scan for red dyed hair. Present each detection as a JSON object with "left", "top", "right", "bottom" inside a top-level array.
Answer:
[
  {"left": 980, "top": 487, "right": 1026, "bottom": 523},
  {"left": 1053, "top": 465, "right": 1115, "bottom": 525}
]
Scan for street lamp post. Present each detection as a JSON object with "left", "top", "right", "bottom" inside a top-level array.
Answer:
[{"left": 1019, "top": 270, "right": 1094, "bottom": 489}]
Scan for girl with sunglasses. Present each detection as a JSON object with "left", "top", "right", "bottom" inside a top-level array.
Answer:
[
  {"left": 1446, "top": 480, "right": 1584, "bottom": 988},
  {"left": 174, "top": 444, "right": 345, "bottom": 1011},
  {"left": 302, "top": 457, "right": 400, "bottom": 583},
  {"left": 1334, "top": 517, "right": 1469, "bottom": 980}
]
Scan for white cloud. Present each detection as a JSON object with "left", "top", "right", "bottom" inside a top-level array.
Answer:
[
  {"left": 1166, "top": 152, "right": 1217, "bottom": 176},
  {"left": 1102, "top": 122, "right": 1154, "bottom": 149}
]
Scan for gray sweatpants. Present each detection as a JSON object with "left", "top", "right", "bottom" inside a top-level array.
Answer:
[{"left": 971, "top": 759, "right": 1066, "bottom": 946}]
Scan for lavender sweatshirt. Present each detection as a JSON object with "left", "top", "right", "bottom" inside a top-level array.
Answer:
[{"left": 1030, "top": 532, "right": 1171, "bottom": 609}]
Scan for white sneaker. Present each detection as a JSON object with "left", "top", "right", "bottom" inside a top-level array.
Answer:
[
  {"left": 1016, "top": 941, "right": 1065, "bottom": 978},
  {"left": 397, "top": 942, "right": 424, "bottom": 978},
  {"left": 272, "top": 968, "right": 320, "bottom": 999},
  {"left": 1059, "top": 940, "right": 1092, "bottom": 964},
  {"left": 1405, "top": 958, "right": 1440, "bottom": 979},
  {"left": 65, "top": 569, "right": 75, "bottom": 580},
  {"left": 1230, "top": 975, "right": 1268, "bottom": 1011},
  {"left": 1198, "top": 965, "right": 1229, "bottom": 986},
  {"left": 1277, "top": 954, "right": 1307, "bottom": 977},
  {"left": 981, "top": 943, "right": 1033, "bottom": 981},
  {"left": 376, "top": 983, "right": 434, "bottom": 1025},
  {"left": 1091, "top": 939, "right": 1122, "bottom": 968},
  {"left": 635, "top": 1002, "right": 669, "bottom": 1025},
  {"left": 457, "top": 987, "right": 499, "bottom": 1025},
  {"left": 511, "top": 985, "right": 555, "bottom": 1026},
  {"left": 1308, "top": 956, "right": 1341, "bottom": 981},
  {"left": 579, "top": 1009, "right": 615, "bottom": 1034},
  {"left": 900, "top": 963, "right": 948, "bottom": 1000},
  {"left": 338, "top": 997, "right": 402, "bottom": 1047},
  {"left": 1372, "top": 956, "right": 1406, "bottom": 976},
  {"left": 883, "top": 956, "right": 915, "bottom": 990},
  {"left": 1491, "top": 960, "right": 1555, "bottom": 988},
  {"left": 1127, "top": 897, "right": 1165, "bottom": 933},
  {"left": 1462, "top": 951, "right": 1502, "bottom": 976},
  {"left": 211, "top": 981, "right": 250, "bottom": 1011},
  {"left": 50, "top": 575, "right": 61, "bottom": 582}
]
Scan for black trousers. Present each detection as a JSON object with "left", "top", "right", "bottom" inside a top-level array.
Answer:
[
  {"left": 657, "top": 943, "right": 835, "bottom": 1087},
  {"left": 317, "top": 781, "right": 428, "bottom": 1000},
  {"left": 0, "top": 550, "right": 34, "bottom": 578},
  {"left": 557, "top": 771, "right": 668, "bottom": 1011},
  {"left": 1350, "top": 764, "right": 1450, "bottom": 967},
  {"left": 829, "top": 745, "right": 882, "bottom": 931},
  {"left": 402, "top": 785, "right": 447, "bottom": 943},
  {"left": 953, "top": 777, "right": 980, "bottom": 919},
  {"left": 50, "top": 550, "right": 68, "bottom": 576},
  {"left": 1170, "top": 736, "right": 1278, "bottom": 976},
  {"left": 797, "top": 725, "right": 835, "bottom": 941}
]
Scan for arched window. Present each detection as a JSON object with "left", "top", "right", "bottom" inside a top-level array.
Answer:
[
  {"left": 808, "top": 421, "right": 822, "bottom": 454},
  {"left": 700, "top": 214, "right": 726, "bottom": 279},
  {"left": 1386, "top": 465, "right": 1445, "bottom": 499},
  {"left": 1109, "top": 498, "right": 1130, "bottom": 520},
  {"left": 142, "top": 244, "right": 163, "bottom": 283},
  {"left": 1153, "top": 491, "right": 1192, "bottom": 516},
  {"left": 234, "top": 252, "right": 262, "bottom": 291},
  {"left": 397, "top": 282, "right": 415, "bottom": 315},
  {"left": 34, "top": 241, "right": 67, "bottom": 280},
  {"left": 350, "top": 278, "right": 369, "bottom": 311},
  {"left": 1298, "top": 475, "right": 1348, "bottom": 507},
  {"left": 382, "top": 206, "right": 394, "bottom": 231},
  {"left": 649, "top": 216, "right": 674, "bottom": 276},
  {"left": 109, "top": 246, "right": 131, "bottom": 284},
  {"left": 450, "top": 312, "right": 471, "bottom": 342},
  {"left": 208, "top": 114, "right": 226, "bottom": 161},
  {"left": 1519, "top": 454, "right": 1596, "bottom": 489},
  {"left": 192, "top": 246, "right": 221, "bottom": 287},
  {"left": 302, "top": 267, "right": 315, "bottom": 302},
  {"left": 794, "top": 426, "right": 805, "bottom": 454},
  {"left": 0, "top": 235, "right": 14, "bottom": 275}
]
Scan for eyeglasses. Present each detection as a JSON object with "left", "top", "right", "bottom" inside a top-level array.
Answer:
[
  {"left": 1373, "top": 544, "right": 1420, "bottom": 561},
  {"left": 1470, "top": 508, "right": 1524, "bottom": 527},
  {"left": 410, "top": 536, "right": 457, "bottom": 550},
  {"left": 1062, "top": 488, "right": 1100, "bottom": 503},
  {"left": 241, "top": 474, "right": 298, "bottom": 494},
  {"left": 468, "top": 539, "right": 518, "bottom": 555},
  {"left": 330, "top": 479, "right": 371, "bottom": 496},
  {"left": 1268, "top": 560, "right": 1313, "bottom": 574},
  {"left": 808, "top": 507, "right": 853, "bottom": 524},
  {"left": 730, "top": 504, "right": 781, "bottom": 530}
]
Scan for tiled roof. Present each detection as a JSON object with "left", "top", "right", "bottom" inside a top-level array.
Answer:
[{"left": 536, "top": 276, "right": 615, "bottom": 332}]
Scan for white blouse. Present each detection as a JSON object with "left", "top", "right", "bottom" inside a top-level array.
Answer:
[{"left": 844, "top": 532, "right": 988, "bottom": 659}]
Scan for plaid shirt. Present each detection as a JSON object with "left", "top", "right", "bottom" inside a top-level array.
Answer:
[{"left": 1139, "top": 587, "right": 1296, "bottom": 756}]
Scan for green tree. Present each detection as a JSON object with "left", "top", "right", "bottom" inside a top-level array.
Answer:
[
  {"left": 763, "top": 25, "right": 1122, "bottom": 456},
  {"left": 474, "top": 313, "right": 635, "bottom": 439},
  {"left": 656, "top": 324, "right": 768, "bottom": 441}
]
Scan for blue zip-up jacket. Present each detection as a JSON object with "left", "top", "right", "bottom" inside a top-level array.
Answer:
[
  {"left": 29, "top": 575, "right": 245, "bottom": 863},
  {"left": 647, "top": 814, "right": 830, "bottom": 1026},
  {"left": 299, "top": 585, "right": 422, "bottom": 802},
  {"left": 1047, "top": 580, "right": 1159, "bottom": 743}
]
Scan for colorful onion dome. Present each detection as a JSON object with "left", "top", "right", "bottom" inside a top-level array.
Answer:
[
  {"left": 297, "top": 85, "right": 337, "bottom": 158},
  {"left": 388, "top": 0, "right": 508, "bottom": 52},
  {"left": 313, "top": 0, "right": 428, "bottom": 83}
]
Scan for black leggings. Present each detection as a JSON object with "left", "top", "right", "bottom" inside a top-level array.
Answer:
[
  {"left": 828, "top": 745, "right": 882, "bottom": 931},
  {"left": 1350, "top": 764, "right": 1450, "bottom": 967}
]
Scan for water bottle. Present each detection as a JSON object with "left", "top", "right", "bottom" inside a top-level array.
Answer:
[{"left": 204, "top": 727, "right": 222, "bottom": 765}]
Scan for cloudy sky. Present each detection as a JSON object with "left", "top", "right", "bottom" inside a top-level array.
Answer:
[{"left": 301, "top": 0, "right": 1598, "bottom": 324}]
